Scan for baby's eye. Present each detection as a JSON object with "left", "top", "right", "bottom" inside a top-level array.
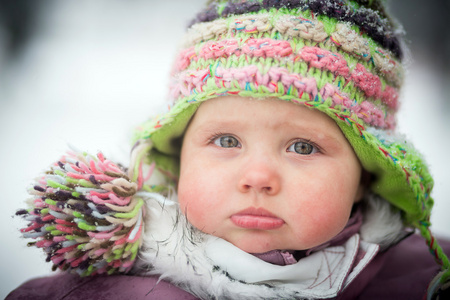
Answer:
[
  {"left": 213, "top": 135, "right": 240, "bottom": 148},
  {"left": 287, "top": 141, "right": 318, "bottom": 155}
]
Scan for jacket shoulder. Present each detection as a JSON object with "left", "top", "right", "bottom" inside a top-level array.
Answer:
[
  {"left": 6, "top": 272, "right": 198, "bottom": 300},
  {"left": 343, "top": 233, "right": 450, "bottom": 300}
]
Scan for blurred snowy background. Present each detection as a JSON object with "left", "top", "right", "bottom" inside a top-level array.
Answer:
[{"left": 1, "top": 0, "right": 449, "bottom": 298}]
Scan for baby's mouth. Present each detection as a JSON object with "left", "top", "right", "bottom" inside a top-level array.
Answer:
[{"left": 230, "top": 207, "right": 285, "bottom": 230}]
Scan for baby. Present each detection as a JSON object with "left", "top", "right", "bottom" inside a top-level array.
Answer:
[{"left": 8, "top": 0, "right": 450, "bottom": 299}]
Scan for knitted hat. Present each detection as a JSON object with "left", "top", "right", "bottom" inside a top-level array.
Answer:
[{"left": 132, "top": 0, "right": 449, "bottom": 295}]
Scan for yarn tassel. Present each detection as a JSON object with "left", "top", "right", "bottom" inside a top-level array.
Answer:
[
  {"left": 16, "top": 141, "right": 152, "bottom": 276},
  {"left": 416, "top": 220, "right": 450, "bottom": 299}
]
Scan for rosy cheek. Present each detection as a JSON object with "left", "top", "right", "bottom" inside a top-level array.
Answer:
[
  {"left": 178, "top": 177, "right": 196, "bottom": 213},
  {"left": 290, "top": 188, "right": 351, "bottom": 242},
  {"left": 297, "top": 207, "right": 348, "bottom": 246},
  {"left": 315, "top": 206, "right": 349, "bottom": 231},
  {"left": 178, "top": 179, "right": 215, "bottom": 230}
]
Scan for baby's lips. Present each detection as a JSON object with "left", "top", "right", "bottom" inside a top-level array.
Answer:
[
  {"left": 230, "top": 207, "right": 285, "bottom": 230},
  {"left": 230, "top": 215, "right": 285, "bottom": 230}
]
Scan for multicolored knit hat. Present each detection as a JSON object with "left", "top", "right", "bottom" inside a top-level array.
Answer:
[{"left": 132, "top": 0, "right": 449, "bottom": 296}]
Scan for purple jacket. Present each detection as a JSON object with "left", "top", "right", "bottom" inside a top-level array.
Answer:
[{"left": 7, "top": 234, "right": 450, "bottom": 300}]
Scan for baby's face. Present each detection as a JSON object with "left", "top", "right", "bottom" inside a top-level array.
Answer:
[{"left": 178, "top": 96, "right": 363, "bottom": 253}]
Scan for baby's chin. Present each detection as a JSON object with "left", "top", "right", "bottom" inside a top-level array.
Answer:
[{"left": 223, "top": 235, "right": 312, "bottom": 254}]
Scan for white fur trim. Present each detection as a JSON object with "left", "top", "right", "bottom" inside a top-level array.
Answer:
[{"left": 360, "top": 193, "right": 407, "bottom": 249}]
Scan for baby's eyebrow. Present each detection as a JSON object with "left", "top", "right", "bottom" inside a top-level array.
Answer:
[
  {"left": 197, "top": 119, "right": 340, "bottom": 143},
  {"left": 196, "top": 120, "right": 241, "bottom": 132},
  {"left": 190, "top": 122, "right": 238, "bottom": 140},
  {"left": 267, "top": 119, "right": 340, "bottom": 139}
]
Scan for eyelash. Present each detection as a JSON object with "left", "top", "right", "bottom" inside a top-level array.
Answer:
[
  {"left": 208, "top": 133, "right": 241, "bottom": 148},
  {"left": 287, "top": 139, "right": 321, "bottom": 155}
]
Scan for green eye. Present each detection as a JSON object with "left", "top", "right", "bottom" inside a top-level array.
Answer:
[
  {"left": 214, "top": 136, "right": 240, "bottom": 148},
  {"left": 288, "top": 141, "right": 316, "bottom": 155}
]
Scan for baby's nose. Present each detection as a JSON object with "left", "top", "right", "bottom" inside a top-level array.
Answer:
[{"left": 237, "top": 160, "right": 281, "bottom": 195}]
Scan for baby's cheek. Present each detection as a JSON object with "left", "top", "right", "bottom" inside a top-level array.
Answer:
[
  {"left": 178, "top": 184, "right": 209, "bottom": 230},
  {"left": 290, "top": 198, "right": 350, "bottom": 245},
  {"left": 178, "top": 183, "right": 197, "bottom": 214},
  {"left": 315, "top": 205, "right": 350, "bottom": 232}
]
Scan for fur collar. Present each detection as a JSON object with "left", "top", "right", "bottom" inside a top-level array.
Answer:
[{"left": 132, "top": 192, "right": 404, "bottom": 299}]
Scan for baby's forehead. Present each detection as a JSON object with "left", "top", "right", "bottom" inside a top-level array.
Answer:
[
  {"left": 194, "top": 96, "right": 337, "bottom": 127},
  {"left": 188, "top": 96, "right": 344, "bottom": 141}
]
